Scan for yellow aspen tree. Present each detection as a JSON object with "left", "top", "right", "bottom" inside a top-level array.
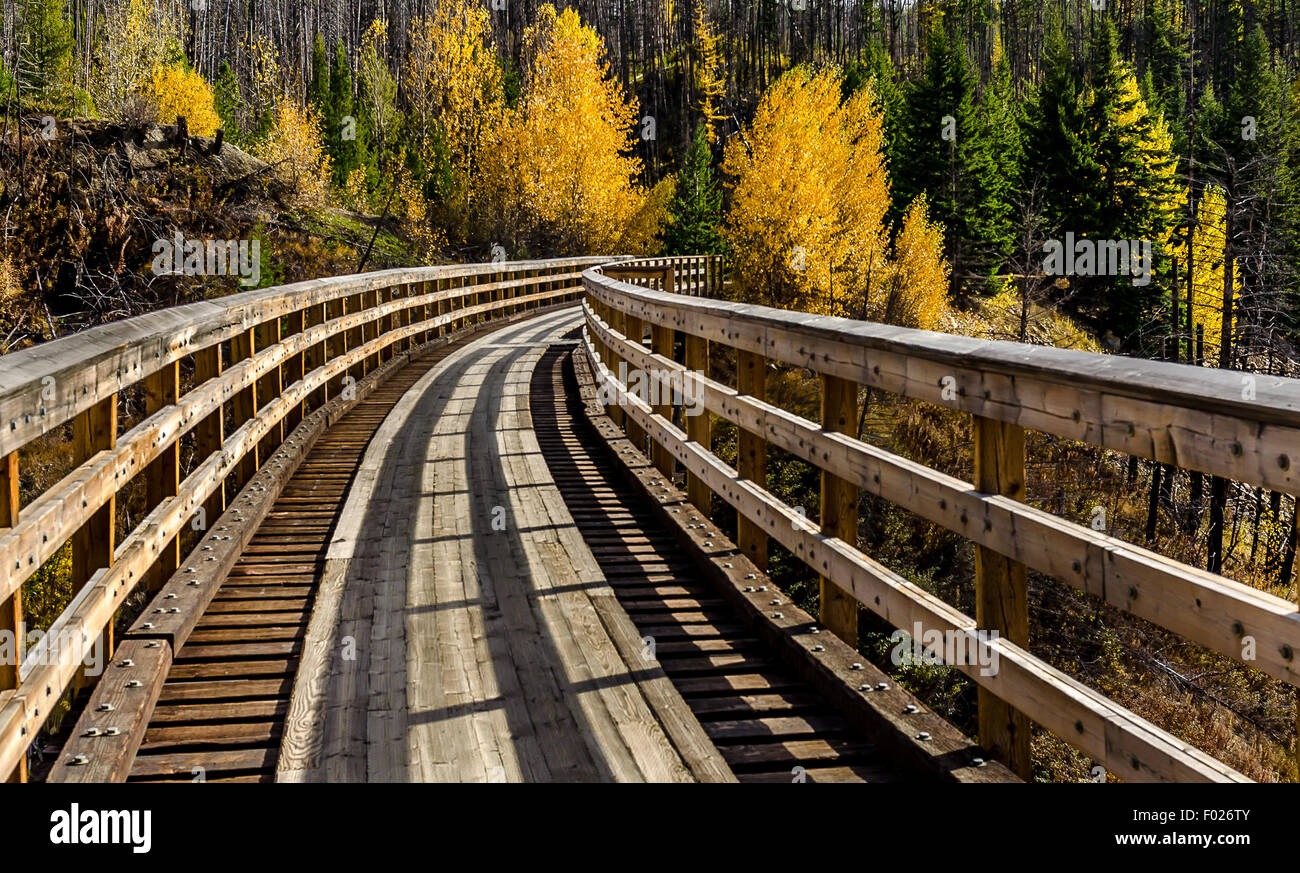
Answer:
[
  {"left": 147, "top": 64, "right": 222, "bottom": 136},
  {"left": 1186, "top": 185, "right": 1239, "bottom": 364},
  {"left": 481, "top": 5, "right": 666, "bottom": 254},
  {"left": 724, "top": 66, "right": 889, "bottom": 317},
  {"left": 405, "top": 3, "right": 503, "bottom": 177},
  {"left": 724, "top": 64, "right": 951, "bottom": 325},
  {"left": 884, "top": 196, "right": 950, "bottom": 330},
  {"left": 91, "top": 0, "right": 180, "bottom": 122},
  {"left": 255, "top": 98, "right": 332, "bottom": 209},
  {"left": 692, "top": 1, "right": 726, "bottom": 143}
]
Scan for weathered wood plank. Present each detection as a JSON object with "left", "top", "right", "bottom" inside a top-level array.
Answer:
[{"left": 973, "top": 415, "right": 1032, "bottom": 779}]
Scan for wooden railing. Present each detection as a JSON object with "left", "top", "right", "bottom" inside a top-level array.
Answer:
[
  {"left": 0, "top": 256, "right": 609, "bottom": 781},
  {"left": 583, "top": 257, "right": 1300, "bottom": 783}
]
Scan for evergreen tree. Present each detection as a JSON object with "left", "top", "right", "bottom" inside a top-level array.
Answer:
[
  {"left": 963, "top": 48, "right": 1023, "bottom": 293},
  {"left": 213, "top": 60, "right": 245, "bottom": 143},
  {"left": 665, "top": 126, "right": 724, "bottom": 256},
  {"left": 308, "top": 33, "right": 330, "bottom": 120},
  {"left": 844, "top": 42, "right": 904, "bottom": 193},
  {"left": 894, "top": 24, "right": 1014, "bottom": 298},
  {"left": 1144, "top": 0, "right": 1187, "bottom": 140},
  {"left": 328, "top": 40, "right": 363, "bottom": 188},
  {"left": 15, "top": 0, "right": 74, "bottom": 107},
  {"left": 1080, "top": 20, "right": 1182, "bottom": 343},
  {"left": 1022, "top": 26, "right": 1091, "bottom": 236}
]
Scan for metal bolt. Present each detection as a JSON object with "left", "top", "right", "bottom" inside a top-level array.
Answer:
[
  {"left": 772, "top": 612, "right": 784, "bottom": 619},
  {"left": 70, "top": 754, "right": 89, "bottom": 765},
  {"left": 849, "top": 662, "right": 862, "bottom": 671},
  {"left": 97, "top": 703, "right": 115, "bottom": 712},
  {"left": 876, "top": 682, "right": 889, "bottom": 691},
  {"left": 916, "top": 732, "right": 931, "bottom": 741},
  {"left": 83, "top": 727, "right": 101, "bottom": 737},
  {"left": 811, "top": 645, "right": 824, "bottom": 652},
  {"left": 972, "top": 757, "right": 986, "bottom": 767},
  {"left": 126, "top": 680, "right": 142, "bottom": 688},
  {"left": 904, "top": 704, "right": 918, "bottom": 714},
  {"left": 119, "top": 659, "right": 134, "bottom": 667}
]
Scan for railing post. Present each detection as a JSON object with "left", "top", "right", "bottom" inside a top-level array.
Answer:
[
  {"left": 71, "top": 394, "right": 117, "bottom": 694},
  {"left": 737, "top": 350, "right": 767, "bottom": 570},
  {"left": 194, "top": 344, "right": 226, "bottom": 529},
  {"left": 346, "top": 292, "right": 364, "bottom": 382},
  {"left": 303, "top": 303, "right": 327, "bottom": 411},
  {"left": 623, "top": 313, "right": 646, "bottom": 451},
  {"left": 144, "top": 362, "right": 181, "bottom": 595},
  {"left": 284, "top": 310, "right": 306, "bottom": 432},
  {"left": 0, "top": 450, "right": 24, "bottom": 782},
  {"left": 367, "top": 289, "right": 382, "bottom": 370},
  {"left": 820, "top": 375, "right": 859, "bottom": 646},
  {"left": 230, "top": 328, "right": 259, "bottom": 486},
  {"left": 973, "top": 414, "right": 1032, "bottom": 779},
  {"left": 255, "top": 319, "right": 284, "bottom": 460},
  {"left": 685, "top": 332, "right": 711, "bottom": 514},
  {"left": 650, "top": 323, "right": 674, "bottom": 477}
]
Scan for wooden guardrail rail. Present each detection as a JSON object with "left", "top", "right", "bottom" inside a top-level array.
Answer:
[
  {"left": 0, "top": 256, "right": 610, "bottom": 781},
  {"left": 583, "top": 257, "right": 1300, "bottom": 783}
]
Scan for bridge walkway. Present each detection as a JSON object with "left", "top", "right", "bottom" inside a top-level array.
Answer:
[{"left": 275, "top": 308, "right": 711, "bottom": 781}]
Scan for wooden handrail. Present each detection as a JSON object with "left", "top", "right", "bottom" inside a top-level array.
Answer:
[
  {"left": 581, "top": 257, "right": 1294, "bottom": 782},
  {"left": 0, "top": 256, "right": 611, "bottom": 781}
]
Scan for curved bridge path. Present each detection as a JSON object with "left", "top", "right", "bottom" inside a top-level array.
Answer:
[
  {"left": 8, "top": 254, "right": 1287, "bottom": 785},
  {"left": 278, "top": 308, "right": 695, "bottom": 782}
]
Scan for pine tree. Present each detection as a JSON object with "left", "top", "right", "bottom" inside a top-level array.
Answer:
[
  {"left": 15, "top": 0, "right": 74, "bottom": 108},
  {"left": 1021, "top": 26, "right": 1092, "bottom": 236},
  {"left": 328, "top": 40, "right": 363, "bottom": 189},
  {"left": 665, "top": 126, "right": 724, "bottom": 256},
  {"left": 213, "top": 60, "right": 244, "bottom": 142},
  {"left": 963, "top": 48, "right": 1022, "bottom": 294},
  {"left": 1079, "top": 20, "right": 1182, "bottom": 343},
  {"left": 308, "top": 34, "right": 330, "bottom": 120},
  {"left": 1144, "top": 0, "right": 1187, "bottom": 137}
]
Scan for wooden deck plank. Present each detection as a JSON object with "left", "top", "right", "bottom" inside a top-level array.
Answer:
[{"left": 279, "top": 308, "right": 697, "bottom": 782}]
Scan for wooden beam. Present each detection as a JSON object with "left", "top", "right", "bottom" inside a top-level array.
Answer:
[
  {"left": 193, "top": 344, "right": 225, "bottom": 533},
  {"left": 737, "top": 349, "right": 767, "bottom": 571},
  {"left": 230, "top": 328, "right": 259, "bottom": 487},
  {"left": 285, "top": 309, "right": 306, "bottom": 431},
  {"left": 974, "top": 414, "right": 1032, "bottom": 779},
  {"left": 684, "top": 333, "right": 711, "bottom": 515},
  {"left": 144, "top": 361, "right": 181, "bottom": 595},
  {"left": 650, "top": 324, "right": 675, "bottom": 477},
  {"left": 71, "top": 394, "right": 117, "bottom": 695},
  {"left": 0, "top": 452, "right": 22, "bottom": 781},
  {"left": 820, "top": 375, "right": 859, "bottom": 647},
  {"left": 624, "top": 314, "right": 646, "bottom": 449}
]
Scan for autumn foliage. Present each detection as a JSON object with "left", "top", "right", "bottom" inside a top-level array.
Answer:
[
  {"left": 147, "top": 64, "right": 222, "bottom": 136},
  {"left": 480, "top": 5, "right": 667, "bottom": 255},
  {"left": 723, "top": 65, "right": 949, "bottom": 328},
  {"left": 255, "top": 98, "right": 332, "bottom": 209}
]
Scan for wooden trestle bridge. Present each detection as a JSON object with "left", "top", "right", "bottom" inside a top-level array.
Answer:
[{"left": 0, "top": 254, "right": 1295, "bottom": 782}]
